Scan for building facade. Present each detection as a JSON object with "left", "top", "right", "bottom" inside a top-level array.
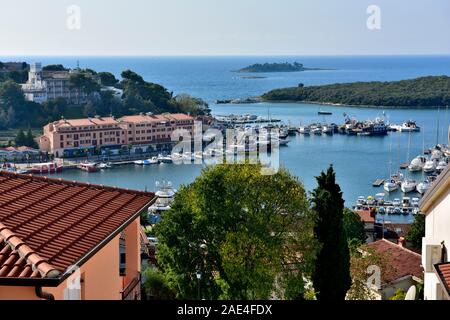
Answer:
[
  {"left": 0, "top": 172, "right": 154, "bottom": 300},
  {"left": 420, "top": 165, "right": 450, "bottom": 300},
  {"left": 21, "top": 62, "right": 94, "bottom": 104},
  {"left": 39, "top": 113, "right": 195, "bottom": 157}
]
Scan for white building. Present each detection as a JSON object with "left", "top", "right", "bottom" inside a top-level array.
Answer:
[
  {"left": 420, "top": 153, "right": 450, "bottom": 300},
  {"left": 21, "top": 62, "right": 94, "bottom": 104}
]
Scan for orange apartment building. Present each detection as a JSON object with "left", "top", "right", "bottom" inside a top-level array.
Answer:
[
  {"left": 0, "top": 171, "right": 155, "bottom": 300},
  {"left": 39, "top": 113, "right": 195, "bottom": 158}
]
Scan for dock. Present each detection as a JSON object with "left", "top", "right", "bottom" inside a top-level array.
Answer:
[{"left": 372, "top": 179, "right": 385, "bottom": 187}]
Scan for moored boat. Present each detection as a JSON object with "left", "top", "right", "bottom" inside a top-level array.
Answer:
[
  {"left": 77, "top": 162, "right": 98, "bottom": 173},
  {"left": 31, "top": 162, "right": 63, "bottom": 174}
]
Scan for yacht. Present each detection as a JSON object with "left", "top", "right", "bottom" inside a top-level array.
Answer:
[
  {"left": 298, "top": 126, "right": 310, "bottom": 135},
  {"left": 436, "top": 160, "right": 447, "bottom": 173},
  {"left": 408, "top": 156, "right": 427, "bottom": 172},
  {"left": 401, "top": 179, "right": 417, "bottom": 193},
  {"left": 77, "top": 162, "right": 98, "bottom": 173},
  {"left": 423, "top": 159, "right": 437, "bottom": 173},
  {"left": 322, "top": 125, "right": 333, "bottom": 135},
  {"left": 399, "top": 120, "right": 421, "bottom": 132},
  {"left": 158, "top": 154, "right": 173, "bottom": 163},
  {"left": 416, "top": 180, "right": 430, "bottom": 194},
  {"left": 148, "top": 181, "right": 177, "bottom": 224},
  {"left": 98, "top": 162, "right": 112, "bottom": 169},
  {"left": 384, "top": 179, "right": 399, "bottom": 193}
]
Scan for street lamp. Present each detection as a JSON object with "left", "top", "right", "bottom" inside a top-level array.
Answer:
[{"left": 196, "top": 271, "right": 202, "bottom": 300}]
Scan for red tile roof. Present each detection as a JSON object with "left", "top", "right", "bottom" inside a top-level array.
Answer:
[
  {"left": 355, "top": 210, "right": 375, "bottom": 223},
  {"left": 0, "top": 171, "right": 154, "bottom": 284},
  {"left": 435, "top": 263, "right": 450, "bottom": 296},
  {"left": 367, "top": 239, "right": 423, "bottom": 283}
]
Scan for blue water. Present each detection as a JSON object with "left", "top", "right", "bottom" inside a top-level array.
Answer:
[{"left": 5, "top": 55, "right": 450, "bottom": 222}]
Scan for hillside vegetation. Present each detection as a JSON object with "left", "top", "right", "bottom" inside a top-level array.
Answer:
[{"left": 262, "top": 76, "right": 450, "bottom": 107}]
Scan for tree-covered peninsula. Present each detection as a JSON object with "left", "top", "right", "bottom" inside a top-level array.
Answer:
[
  {"left": 261, "top": 76, "right": 450, "bottom": 107},
  {"left": 236, "top": 62, "right": 324, "bottom": 73}
]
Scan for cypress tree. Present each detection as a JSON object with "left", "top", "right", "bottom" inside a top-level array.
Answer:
[
  {"left": 14, "top": 129, "right": 26, "bottom": 147},
  {"left": 311, "top": 165, "right": 351, "bottom": 300}
]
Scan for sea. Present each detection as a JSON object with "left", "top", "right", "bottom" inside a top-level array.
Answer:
[{"left": 4, "top": 55, "right": 450, "bottom": 223}]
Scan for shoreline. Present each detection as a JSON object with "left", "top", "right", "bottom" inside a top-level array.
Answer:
[{"left": 221, "top": 99, "right": 446, "bottom": 109}]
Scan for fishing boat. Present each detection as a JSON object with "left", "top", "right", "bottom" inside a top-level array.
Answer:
[
  {"left": 77, "top": 162, "right": 98, "bottom": 173},
  {"left": 31, "top": 162, "right": 63, "bottom": 174}
]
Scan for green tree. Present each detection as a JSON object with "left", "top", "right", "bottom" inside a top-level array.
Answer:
[
  {"left": 343, "top": 208, "right": 367, "bottom": 245},
  {"left": 121, "top": 70, "right": 145, "bottom": 84},
  {"left": 14, "top": 129, "right": 26, "bottom": 147},
  {"left": 406, "top": 214, "right": 425, "bottom": 249},
  {"left": 98, "top": 72, "right": 119, "bottom": 86},
  {"left": 311, "top": 165, "right": 351, "bottom": 300},
  {"left": 155, "top": 164, "right": 318, "bottom": 300},
  {"left": 69, "top": 73, "right": 100, "bottom": 95},
  {"left": 390, "top": 289, "right": 407, "bottom": 300},
  {"left": 143, "top": 267, "right": 176, "bottom": 300},
  {"left": 25, "top": 128, "right": 38, "bottom": 149}
]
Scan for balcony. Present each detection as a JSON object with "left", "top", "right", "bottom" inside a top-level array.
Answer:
[{"left": 121, "top": 273, "right": 142, "bottom": 300}]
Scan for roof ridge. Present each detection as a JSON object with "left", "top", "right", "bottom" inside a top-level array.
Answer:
[
  {"left": 0, "top": 223, "right": 61, "bottom": 278},
  {"left": 379, "top": 238, "right": 422, "bottom": 257},
  {"left": 0, "top": 171, "right": 154, "bottom": 197}
]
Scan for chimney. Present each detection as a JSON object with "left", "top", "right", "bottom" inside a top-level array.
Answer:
[{"left": 398, "top": 237, "right": 406, "bottom": 247}]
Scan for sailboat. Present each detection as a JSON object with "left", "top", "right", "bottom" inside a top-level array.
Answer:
[
  {"left": 401, "top": 131, "right": 417, "bottom": 193},
  {"left": 384, "top": 128, "right": 399, "bottom": 193}
]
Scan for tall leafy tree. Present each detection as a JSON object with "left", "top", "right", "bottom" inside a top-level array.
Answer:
[
  {"left": 406, "top": 213, "right": 425, "bottom": 249},
  {"left": 311, "top": 165, "right": 351, "bottom": 300},
  {"left": 155, "top": 164, "right": 318, "bottom": 300},
  {"left": 343, "top": 208, "right": 367, "bottom": 245}
]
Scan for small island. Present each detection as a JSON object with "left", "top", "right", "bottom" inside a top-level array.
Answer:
[
  {"left": 261, "top": 76, "right": 450, "bottom": 108},
  {"left": 235, "top": 62, "right": 326, "bottom": 73}
]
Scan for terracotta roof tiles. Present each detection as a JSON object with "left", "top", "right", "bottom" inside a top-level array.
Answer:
[
  {"left": 366, "top": 239, "right": 423, "bottom": 283},
  {"left": 0, "top": 171, "right": 154, "bottom": 284},
  {"left": 435, "top": 263, "right": 450, "bottom": 296}
]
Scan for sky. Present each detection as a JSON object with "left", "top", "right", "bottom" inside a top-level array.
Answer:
[{"left": 1, "top": 0, "right": 449, "bottom": 56}]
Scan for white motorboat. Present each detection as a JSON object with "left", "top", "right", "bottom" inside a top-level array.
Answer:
[
  {"left": 312, "top": 126, "right": 322, "bottom": 135},
  {"left": 436, "top": 160, "right": 447, "bottom": 173},
  {"left": 423, "top": 159, "right": 437, "bottom": 173},
  {"left": 401, "top": 179, "right": 417, "bottom": 193},
  {"left": 278, "top": 138, "right": 291, "bottom": 146},
  {"left": 98, "top": 162, "right": 112, "bottom": 169},
  {"left": 398, "top": 120, "right": 420, "bottom": 132},
  {"left": 148, "top": 157, "right": 159, "bottom": 164},
  {"left": 408, "top": 156, "right": 427, "bottom": 172},
  {"left": 392, "top": 198, "right": 402, "bottom": 207},
  {"left": 322, "top": 125, "right": 333, "bottom": 135},
  {"left": 384, "top": 179, "right": 399, "bottom": 193},
  {"left": 416, "top": 180, "right": 430, "bottom": 194},
  {"left": 298, "top": 126, "right": 310, "bottom": 135},
  {"left": 158, "top": 154, "right": 173, "bottom": 164},
  {"left": 411, "top": 197, "right": 420, "bottom": 207}
]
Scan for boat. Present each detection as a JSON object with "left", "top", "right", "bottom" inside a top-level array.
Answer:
[
  {"left": 378, "top": 207, "right": 386, "bottom": 215},
  {"left": 298, "top": 126, "right": 310, "bottom": 135},
  {"left": 148, "top": 181, "right": 177, "bottom": 224},
  {"left": 384, "top": 179, "right": 399, "bottom": 193},
  {"left": 423, "top": 159, "right": 437, "bottom": 173},
  {"left": 31, "top": 162, "right": 63, "bottom": 174},
  {"left": 402, "top": 197, "right": 411, "bottom": 207},
  {"left": 322, "top": 125, "right": 333, "bottom": 135},
  {"left": 401, "top": 179, "right": 417, "bottom": 193},
  {"left": 77, "top": 162, "right": 98, "bottom": 173},
  {"left": 311, "top": 126, "right": 322, "bottom": 135},
  {"left": 134, "top": 159, "right": 151, "bottom": 165},
  {"left": 148, "top": 157, "right": 159, "bottom": 164},
  {"left": 416, "top": 180, "right": 430, "bottom": 194},
  {"left": 408, "top": 156, "right": 427, "bottom": 172},
  {"left": 278, "top": 138, "right": 291, "bottom": 146},
  {"left": 411, "top": 197, "right": 420, "bottom": 207},
  {"left": 98, "top": 162, "right": 112, "bottom": 169},
  {"left": 318, "top": 110, "right": 332, "bottom": 115},
  {"left": 158, "top": 154, "right": 173, "bottom": 164},
  {"left": 398, "top": 120, "right": 421, "bottom": 132},
  {"left": 278, "top": 128, "right": 289, "bottom": 139},
  {"left": 436, "top": 160, "right": 447, "bottom": 173}
]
